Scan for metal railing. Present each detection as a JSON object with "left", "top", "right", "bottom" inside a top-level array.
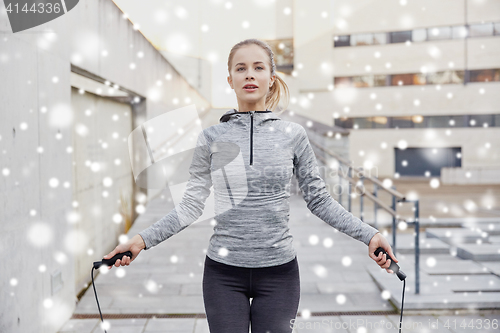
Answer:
[{"left": 309, "top": 136, "right": 421, "bottom": 294}]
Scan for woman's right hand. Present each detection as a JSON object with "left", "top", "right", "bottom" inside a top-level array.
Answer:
[{"left": 103, "top": 234, "right": 146, "bottom": 270}]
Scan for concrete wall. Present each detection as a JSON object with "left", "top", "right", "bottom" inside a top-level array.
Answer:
[
  {"left": 348, "top": 127, "right": 500, "bottom": 178},
  {"left": 0, "top": 30, "right": 77, "bottom": 333},
  {"left": 70, "top": 87, "right": 134, "bottom": 292},
  {"left": 111, "top": 0, "right": 294, "bottom": 110},
  {"left": 291, "top": 0, "right": 500, "bottom": 181},
  {"left": 294, "top": 0, "right": 500, "bottom": 97},
  {"left": 317, "top": 81, "right": 500, "bottom": 117},
  {"left": 0, "top": 0, "right": 210, "bottom": 332},
  {"left": 159, "top": 50, "right": 212, "bottom": 102}
]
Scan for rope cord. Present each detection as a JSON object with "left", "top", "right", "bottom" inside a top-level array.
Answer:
[
  {"left": 91, "top": 267, "right": 107, "bottom": 333},
  {"left": 399, "top": 279, "right": 405, "bottom": 333}
]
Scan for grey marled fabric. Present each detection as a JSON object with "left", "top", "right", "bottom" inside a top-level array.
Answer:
[{"left": 138, "top": 109, "right": 379, "bottom": 268}]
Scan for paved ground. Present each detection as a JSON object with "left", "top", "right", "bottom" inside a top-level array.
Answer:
[
  {"left": 58, "top": 311, "right": 500, "bottom": 333},
  {"left": 59, "top": 188, "right": 500, "bottom": 332}
]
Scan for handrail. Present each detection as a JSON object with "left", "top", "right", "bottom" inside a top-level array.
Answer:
[
  {"left": 315, "top": 154, "right": 398, "bottom": 217},
  {"left": 307, "top": 131, "right": 420, "bottom": 295},
  {"left": 310, "top": 138, "right": 406, "bottom": 200}
]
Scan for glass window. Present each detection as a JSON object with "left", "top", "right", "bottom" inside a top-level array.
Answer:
[
  {"left": 413, "top": 73, "right": 427, "bottom": 85},
  {"left": 427, "top": 72, "right": 448, "bottom": 85},
  {"left": 452, "top": 26, "right": 468, "bottom": 39},
  {"left": 391, "top": 116, "right": 413, "bottom": 128},
  {"left": 334, "top": 114, "right": 500, "bottom": 129},
  {"left": 428, "top": 116, "right": 450, "bottom": 128},
  {"left": 412, "top": 28, "right": 427, "bottom": 42},
  {"left": 391, "top": 73, "right": 414, "bottom": 86},
  {"left": 495, "top": 23, "right": 500, "bottom": 35},
  {"left": 270, "top": 38, "right": 293, "bottom": 67},
  {"left": 351, "top": 33, "right": 374, "bottom": 46},
  {"left": 334, "top": 117, "right": 353, "bottom": 129},
  {"left": 352, "top": 76, "right": 373, "bottom": 88},
  {"left": 469, "top": 23, "right": 494, "bottom": 37},
  {"left": 370, "top": 116, "right": 389, "bottom": 129},
  {"left": 448, "top": 115, "right": 467, "bottom": 127},
  {"left": 428, "top": 26, "right": 452, "bottom": 40},
  {"left": 334, "top": 76, "right": 353, "bottom": 88},
  {"left": 355, "top": 118, "right": 372, "bottom": 129},
  {"left": 451, "top": 70, "right": 465, "bottom": 84},
  {"left": 373, "top": 33, "right": 387, "bottom": 44},
  {"left": 427, "top": 70, "right": 464, "bottom": 85},
  {"left": 469, "top": 69, "right": 495, "bottom": 82},
  {"left": 374, "top": 75, "right": 387, "bottom": 87},
  {"left": 389, "top": 30, "right": 412, "bottom": 43},
  {"left": 334, "top": 35, "right": 350, "bottom": 47},
  {"left": 467, "top": 115, "right": 479, "bottom": 127},
  {"left": 471, "top": 114, "right": 494, "bottom": 127},
  {"left": 412, "top": 115, "right": 427, "bottom": 128},
  {"left": 494, "top": 114, "right": 500, "bottom": 127}
]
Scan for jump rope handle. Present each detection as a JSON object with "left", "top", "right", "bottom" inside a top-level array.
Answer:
[
  {"left": 91, "top": 251, "right": 133, "bottom": 333},
  {"left": 374, "top": 247, "right": 406, "bottom": 281},
  {"left": 93, "top": 251, "right": 133, "bottom": 269},
  {"left": 374, "top": 247, "right": 406, "bottom": 333}
]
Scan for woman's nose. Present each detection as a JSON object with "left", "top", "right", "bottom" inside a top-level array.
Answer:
[{"left": 246, "top": 70, "right": 256, "bottom": 79}]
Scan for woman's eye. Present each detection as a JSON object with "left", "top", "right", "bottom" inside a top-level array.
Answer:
[{"left": 237, "top": 67, "right": 263, "bottom": 71}]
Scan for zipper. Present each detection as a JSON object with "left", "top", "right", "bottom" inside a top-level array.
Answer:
[{"left": 249, "top": 111, "right": 254, "bottom": 165}]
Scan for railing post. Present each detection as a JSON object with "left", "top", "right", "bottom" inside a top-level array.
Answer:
[
  {"left": 415, "top": 200, "right": 420, "bottom": 294},
  {"left": 348, "top": 167, "right": 352, "bottom": 213},
  {"left": 338, "top": 164, "right": 342, "bottom": 206},
  {"left": 359, "top": 168, "right": 364, "bottom": 222},
  {"left": 373, "top": 183, "right": 378, "bottom": 230},
  {"left": 391, "top": 186, "right": 396, "bottom": 254}
]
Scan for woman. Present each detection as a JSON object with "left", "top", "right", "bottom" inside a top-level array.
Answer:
[{"left": 104, "top": 38, "right": 397, "bottom": 333}]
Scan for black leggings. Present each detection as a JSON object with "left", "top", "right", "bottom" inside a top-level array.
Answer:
[{"left": 202, "top": 255, "right": 301, "bottom": 333}]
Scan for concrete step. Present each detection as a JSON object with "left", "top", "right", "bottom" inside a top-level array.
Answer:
[
  {"left": 393, "top": 253, "right": 490, "bottom": 275},
  {"left": 461, "top": 222, "right": 500, "bottom": 236},
  {"left": 366, "top": 265, "right": 500, "bottom": 310},
  {"left": 478, "top": 261, "right": 500, "bottom": 275},
  {"left": 489, "top": 236, "right": 500, "bottom": 243},
  {"left": 426, "top": 228, "right": 489, "bottom": 245},
  {"left": 392, "top": 234, "right": 450, "bottom": 255},
  {"left": 456, "top": 244, "right": 500, "bottom": 261}
]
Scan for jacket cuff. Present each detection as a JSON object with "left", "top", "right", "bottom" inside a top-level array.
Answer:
[
  {"left": 138, "top": 230, "right": 153, "bottom": 250},
  {"left": 363, "top": 228, "right": 380, "bottom": 247}
]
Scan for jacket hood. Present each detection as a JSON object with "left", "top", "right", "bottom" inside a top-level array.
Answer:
[{"left": 219, "top": 108, "right": 281, "bottom": 126}]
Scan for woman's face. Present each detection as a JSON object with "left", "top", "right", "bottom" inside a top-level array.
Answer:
[{"left": 227, "top": 44, "right": 275, "bottom": 110}]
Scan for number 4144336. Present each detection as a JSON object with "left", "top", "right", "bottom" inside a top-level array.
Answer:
[{"left": 443, "top": 319, "right": 498, "bottom": 330}]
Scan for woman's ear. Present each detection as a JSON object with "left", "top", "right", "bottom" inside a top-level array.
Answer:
[
  {"left": 227, "top": 75, "right": 233, "bottom": 89},
  {"left": 270, "top": 74, "right": 276, "bottom": 87}
]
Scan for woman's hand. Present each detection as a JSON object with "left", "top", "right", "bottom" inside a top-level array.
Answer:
[
  {"left": 103, "top": 234, "right": 146, "bottom": 270},
  {"left": 368, "top": 232, "right": 398, "bottom": 274}
]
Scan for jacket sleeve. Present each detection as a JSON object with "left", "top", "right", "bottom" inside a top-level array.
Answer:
[
  {"left": 293, "top": 125, "right": 379, "bottom": 246},
  {"left": 138, "top": 130, "right": 213, "bottom": 250}
]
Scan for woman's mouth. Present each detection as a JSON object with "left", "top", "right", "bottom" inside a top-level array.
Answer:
[{"left": 243, "top": 86, "right": 258, "bottom": 92}]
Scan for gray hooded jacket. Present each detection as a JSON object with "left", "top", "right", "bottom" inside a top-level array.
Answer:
[{"left": 138, "top": 109, "right": 379, "bottom": 268}]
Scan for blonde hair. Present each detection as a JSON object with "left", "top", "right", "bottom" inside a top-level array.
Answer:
[{"left": 227, "top": 38, "right": 289, "bottom": 114}]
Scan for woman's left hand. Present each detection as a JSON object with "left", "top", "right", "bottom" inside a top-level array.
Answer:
[{"left": 368, "top": 233, "right": 398, "bottom": 274}]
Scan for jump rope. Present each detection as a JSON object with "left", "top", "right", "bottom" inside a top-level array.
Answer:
[
  {"left": 91, "top": 251, "right": 132, "bottom": 333},
  {"left": 91, "top": 248, "right": 406, "bottom": 333},
  {"left": 374, "top": 247, "right": 407, "bottom": 333}
]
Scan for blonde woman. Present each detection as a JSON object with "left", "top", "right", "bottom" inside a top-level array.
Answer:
[{"left": 104, "top": 38, "right": 397, "bottom": 333}]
